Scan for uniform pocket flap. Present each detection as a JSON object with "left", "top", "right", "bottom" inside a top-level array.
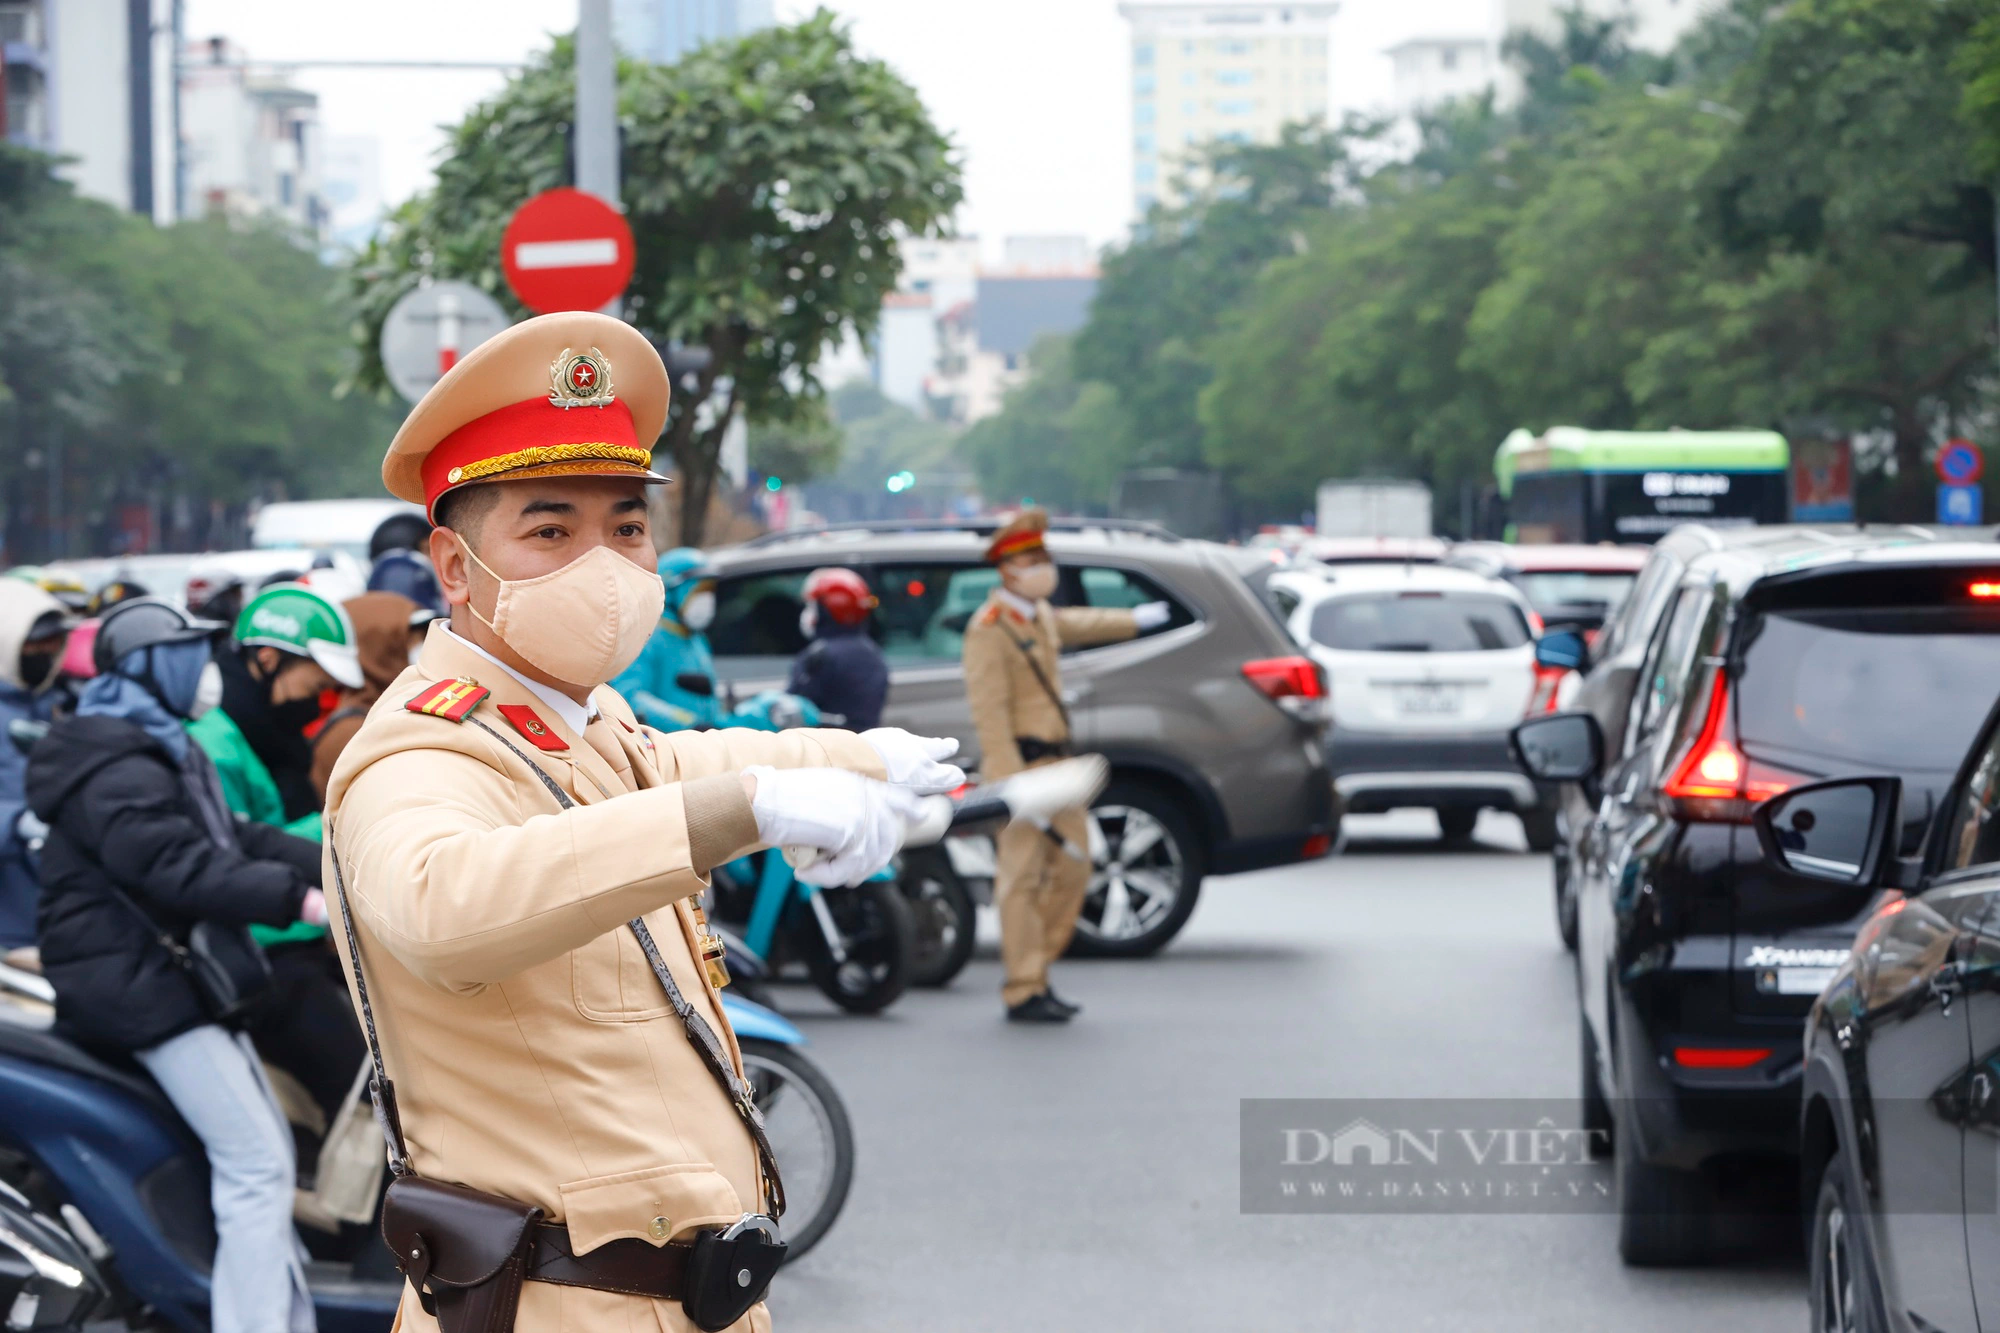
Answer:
[{"left": 558, "top": 1163, "right": 743, "bottom": 1253}]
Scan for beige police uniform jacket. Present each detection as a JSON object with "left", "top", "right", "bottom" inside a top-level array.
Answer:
[
  {"left": 961, "top": 592, "right": 1135, "bottom": 780},
  {"left": 323, "top": 623, "right": 883, "bottom": 1333}
]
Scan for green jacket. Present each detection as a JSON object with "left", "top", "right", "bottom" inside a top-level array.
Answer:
[{"left": 184, "top": 708, "right": 325, "bottom": 946}]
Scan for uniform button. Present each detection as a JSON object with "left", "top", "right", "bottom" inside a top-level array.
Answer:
[{"left": 648, "top": 1216, "right": 671, "bottom": 1240}]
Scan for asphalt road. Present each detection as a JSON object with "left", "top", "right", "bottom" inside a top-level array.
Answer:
[{"left": 766, "top": 811, "right": 1807, "bottom": 1332}]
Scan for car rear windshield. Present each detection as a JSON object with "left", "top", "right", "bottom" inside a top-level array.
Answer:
[
  {"left": 1737, "top": 606, "right": 2000, "bottom": 772},
  {"left": 1514, "top": 571, "right": 1637, "bottom": 621},
  {"left": 1308, "top": 592, "right": 1531, "bottom": 653}
]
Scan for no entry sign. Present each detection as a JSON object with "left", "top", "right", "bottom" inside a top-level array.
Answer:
[{"left": 500, "top": 188, "right": 635, "bottom": 314}]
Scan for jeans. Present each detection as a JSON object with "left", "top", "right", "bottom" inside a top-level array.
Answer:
[{"left": 137, "top": 1024, "right": 316, "bottom": 1333}]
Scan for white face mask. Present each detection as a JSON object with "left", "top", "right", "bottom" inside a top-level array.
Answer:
[
  {"left": 1006, "top": 560, "right": 1058, "bottom": 602},
  {"left": 189, "top": 660, "right": 224, "bottom": 720},
  {"left": 682, "top": 590, "right": 716, "bottom": 632},
  {"left": 462, "top": 542, "right": 666, "bottom": 686},
  {"left": 798, "top": 604, "right": 818, "bottom": 640}
]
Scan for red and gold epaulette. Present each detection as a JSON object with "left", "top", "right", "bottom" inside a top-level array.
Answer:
[
  {"left": 974, "top": 604, "right": 1002, "bottom": 627},
  {"left": 404, "top": 677, "right": 489, "bottom": 722}
]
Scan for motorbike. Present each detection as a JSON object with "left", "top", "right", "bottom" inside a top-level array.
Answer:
[{"left": 0, "top": 966, "right": 855, "bottom": 1329}]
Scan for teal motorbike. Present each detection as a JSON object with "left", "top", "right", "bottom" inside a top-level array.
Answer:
[{"left": 709, "top": 690, "right": 917, "bottom": 1014}]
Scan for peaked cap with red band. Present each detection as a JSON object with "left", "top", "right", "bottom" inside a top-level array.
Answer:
[
  {"left": 983, "top": 506, "right": 1050, "bottom": 564},
  {"left": 384, "top": 310, "right": 672, "bottom": 522}
]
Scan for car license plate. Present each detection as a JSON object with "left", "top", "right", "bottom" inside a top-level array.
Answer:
[{"left": 1396, "top": 683, "right": 1462, "bottom": 715}]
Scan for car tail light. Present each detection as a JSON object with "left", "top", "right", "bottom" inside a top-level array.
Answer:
[
  {"left": 1242, "top": 655, "right": 1328, "bottom": 723},
  {"left": 1660, "top": 674, "right": 1805, "bottom": 821},
  {"left": 1300, "top": 833, "right": 1333, "bottom": 859},
  {"left": 1672, "top": 1045, "right": 1772, "bottom": 1070},
  {"left": 1528, "top": 663, "right": 1567, "bottom": 714}
]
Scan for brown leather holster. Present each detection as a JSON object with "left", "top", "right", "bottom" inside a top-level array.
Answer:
[{"left": 381, "top": 1175, "right": 541, "bottom": 1333}]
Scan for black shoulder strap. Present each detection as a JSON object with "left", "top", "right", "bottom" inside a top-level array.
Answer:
[
  {"left": 332, "top": 713, "right": 785, "bottom": 1216},
  {"left": 1005, "top": 624, "right": 1073, "bottom": 738},
  {"left": 326, "top": 835, "right": 412, "bottom": 1176}
]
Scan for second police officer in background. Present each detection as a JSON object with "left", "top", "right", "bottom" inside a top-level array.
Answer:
[
  {"left": 962, "top": 509, "right": 1171, "bottom": 1024},
  {"left": 613, "top": 547, "right": 725, "bottom": 731},
  {"left": 324, "top": 310, "right": 963, "bottom": 1333},
  {"left": 787, "top": 568, "right": 888, "bottom": 732}
]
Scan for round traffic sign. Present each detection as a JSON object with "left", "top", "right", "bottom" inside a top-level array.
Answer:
[
  {"left": 378, "top": 281, "right": 512, "bottom": 404},
  {"left": 500, "top": 188, "right": 636, "bottom": 315},
  {"left": 1937, "top": 438, "right": 1984, "bottom": 484}
]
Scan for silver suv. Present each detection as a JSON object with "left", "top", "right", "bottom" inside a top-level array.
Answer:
[{"left": 706, "top": 519, "right": 1338, "bottom": 956}]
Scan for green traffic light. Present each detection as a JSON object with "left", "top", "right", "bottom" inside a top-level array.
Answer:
[{"left": 766, "top": 476, "right": 783, "bottom": 492}]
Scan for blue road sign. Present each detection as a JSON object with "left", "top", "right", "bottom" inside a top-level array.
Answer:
[
  {"left": 1939, "top": 483, "right": 1983, "bottom": 525},
  {"left": 1938, "top": 439, "right": 1984, "bottom": 484}
]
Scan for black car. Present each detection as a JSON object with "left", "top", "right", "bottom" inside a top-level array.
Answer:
[
  {"left": 1769, "top": 713, "right": 2000, "bottom": 1332},
  {"left": 1513, "top": 531, "right": 2000, "bottom": 1265}
]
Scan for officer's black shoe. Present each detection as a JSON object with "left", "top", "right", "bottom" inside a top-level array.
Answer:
[
  {"left": 1044, "top": 989, "right": 1081, "bottom": 1017},
  {"left": 1006, "top": 993, "right": 1072, "bottom": 1024}
]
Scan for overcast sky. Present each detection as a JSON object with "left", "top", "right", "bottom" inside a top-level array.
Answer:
[{"left": 182, "top": 0, "right": 1490, "bottom": 259}]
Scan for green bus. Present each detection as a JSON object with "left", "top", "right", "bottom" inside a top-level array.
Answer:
[{"left": 1494, "top": 428, "right": 1790, "bottom": 544}]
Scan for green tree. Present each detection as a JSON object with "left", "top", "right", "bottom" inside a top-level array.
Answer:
[
  {"left": 1071, "top": 121, "right": 1366, "bottom": 483},
  {"left": 347, "top": 13, "right": 961, "bottom": 544},
  {"left": 1, "top": 145, "right": 400, "bottom": 559},
  {"left": 958, "top": 335, "right": 1128, "bottom": 511}
]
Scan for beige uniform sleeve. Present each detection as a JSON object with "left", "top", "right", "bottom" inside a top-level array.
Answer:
[
  {"left": 963, "top": 619, "right": 1023, "bottom": 780},
  {"left": 334, "top": 725, "right": 885, "bottom": 994},
  {"left": 1053, "top": 606, "right": 1139, "bottom": 649}
]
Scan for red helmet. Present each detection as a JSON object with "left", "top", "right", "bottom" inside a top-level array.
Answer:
[{"left": 803, "top": 567, "right": 877, "bottom": 627}]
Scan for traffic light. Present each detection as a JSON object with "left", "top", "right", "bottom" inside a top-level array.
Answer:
[
  {"left": 886, "top": 470, "right": 916, "bottom": 493},
  {"left": 766, "top": 475, "right": 783, "bottom": 492}
]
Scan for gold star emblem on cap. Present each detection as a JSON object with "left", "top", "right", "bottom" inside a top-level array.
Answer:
[{"left": 548, "top": 347, "right": 616, "bottom": 410}]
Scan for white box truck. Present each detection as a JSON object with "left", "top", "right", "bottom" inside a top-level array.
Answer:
[{"left": 1315, "top": 480, "right": 1433, "bottom": 539}]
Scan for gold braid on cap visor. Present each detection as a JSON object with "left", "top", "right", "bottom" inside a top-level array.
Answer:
[{"left": 446, "top": 442, "right": 653, "bottom": 485}]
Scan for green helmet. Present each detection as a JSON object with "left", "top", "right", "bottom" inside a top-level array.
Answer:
[{"left": 235, "top": 583, "right": 363, "bottom": 689}]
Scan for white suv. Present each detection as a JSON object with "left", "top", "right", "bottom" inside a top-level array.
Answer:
[{"left": 1270, "top": 562, "right": 1559, "bottom": 848}]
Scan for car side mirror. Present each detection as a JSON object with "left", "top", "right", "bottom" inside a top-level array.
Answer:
[
  {"left": 1510, "top": 711, "right": 1605, "bottom": 803},
  {"left": 1535, "top": 628, "right": 1589, "bottom": 673},
  {"left": 1752, "top": 777, "right": 1902, "bottom": 888},
  {"left": 674, "top": 672, "right": 715, "bottom": 697}
]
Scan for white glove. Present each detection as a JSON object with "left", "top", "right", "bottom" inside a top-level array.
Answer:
[
  {"left": 1132, "top": 601, "right": 1171, "bottom": 631},
  {"left": 12, "top": 810, "right": 48, "bottom": 849},
  {"left": 859, "top": 729, "right": 966, "bottom": 795},
  {"left": 746, "top": 766, "right": 923, "bottom": 887}
]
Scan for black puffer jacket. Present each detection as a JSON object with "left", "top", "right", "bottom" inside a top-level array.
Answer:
[
  {"left": 25, "top": 715, "right": 317, "bottom": 1050},
  {"left": 787, "top": 625, "right": 889, "bottom": 732}
]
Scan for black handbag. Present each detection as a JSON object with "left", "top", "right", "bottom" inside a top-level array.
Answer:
[{"left": 105, "top": 887, "right": 272, "bottom": 1025}]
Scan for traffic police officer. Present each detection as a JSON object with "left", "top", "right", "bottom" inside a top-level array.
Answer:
[
  {"left": 323, "top": 310, "right": 963, "bottom": 1332},
  {"left": 961, "top": 509, "right": 1170, "bottom": 1023}
]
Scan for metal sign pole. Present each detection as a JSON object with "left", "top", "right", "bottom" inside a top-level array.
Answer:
[{"left": 575, "top": 0, "right": 621, "bottom": 317}]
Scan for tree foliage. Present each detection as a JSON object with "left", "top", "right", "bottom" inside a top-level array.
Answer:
[
  {"left": 976, "top": 0, "right": 1998, "bottom": 529},
  {"left": 348, "top": 12, "right": 961, "bottom": 544},
  {"left": 0, "top": 145, "right": 400, "bottom": 560},
  {"left": 959, "top": 336, "right": 1128, "bottom": 512}
]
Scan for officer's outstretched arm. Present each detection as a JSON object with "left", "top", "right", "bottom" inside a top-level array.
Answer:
[
  {"left": 332, "top": 750, "right": 748, "bottom": 993},
  {"left": 1052, "top": 605, "right": 1139, "bottom": 648},
  {"left": 644, "top": 721, "right": 887, "bottom": 779}
]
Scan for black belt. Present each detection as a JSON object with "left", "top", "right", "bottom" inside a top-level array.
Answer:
[
  {"left": 1016, "top": 737, "right": 1072, "bottom": 762},
  {"left": 526, "top": 1222, "right": 690, "bottom": 1300},
  {"left": 526, "top": 1217, "right": 786, "bottom": 1329}
]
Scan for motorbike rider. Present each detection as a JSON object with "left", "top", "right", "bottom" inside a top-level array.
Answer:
[
  {"left": 366, "top": 511, "right": 445, "bottom": 617},
  {"left": 611, "top": 546, "right": 725, "bottom": 730},
  {"left": 0, "top": 580, "right": 72, "bottom": 951},
  {"left": 194, "top": 584, "right": 360, "bottom": 835},
  {"left": 788, "top": 567, "right": 888, "bottom": 731},
  {"left": 25, "top": 597, "right": 324, "bottom": 1333}
]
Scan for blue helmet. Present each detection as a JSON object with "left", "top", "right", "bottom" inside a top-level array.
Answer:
[
  {"left": 656, "top": 548, "right": 716, "bottom": 621},
  {"left": 367, "top": 549, "right": 445, "bottom": 616}
]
